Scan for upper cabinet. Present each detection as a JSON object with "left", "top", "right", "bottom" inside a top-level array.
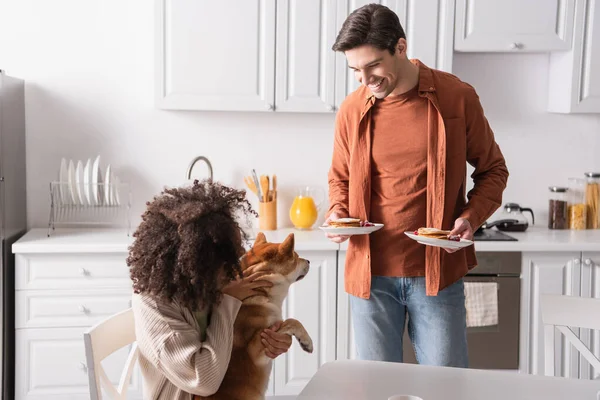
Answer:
[
  {"left": 275, "top": 0, "right": 337, "bottom": 112},
  {"left": 335, "top": 0, "right": 455, "bottom": 107},
  {"left": 454, "top": 0, "right": 576, "bottom": 52},
  {"left": 156, "top": 0, "right": 455, "bottom": 112},
  {"left": 548, "top": 0, "right": 600, "bottom": 113},
  {"left": 155, "top": 0, "right": 276, "bottom": 111}
]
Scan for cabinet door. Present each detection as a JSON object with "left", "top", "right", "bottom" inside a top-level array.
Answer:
[
  {"left": 335, "top": 251, "right": 359, "bottom": 360},
  {"left": 275, "top": 0, "right": 337, "bottom": 112},
  {"left": 548, "top": 0, "right": 600, "bottom": 113},
  {"left": 15, "top": 328, "right": 142, "bottom": 400},
  {"left": 273, "top": 251, "right": 337, "bottom": 395},
  {"left": 578, "top": 252, "right": 600, "bottom": 380},
  {"left": 155, "top": 0, "right": 276, "bottom": 111},
  {"left": 522, "top": 252, "right": 581, "bottom": 378},
  {"left": 334, "top": 0, "right": 455, "bottom": 107},
  {"left": 455, "top": 0, "right": 575, "bottom": 52}
]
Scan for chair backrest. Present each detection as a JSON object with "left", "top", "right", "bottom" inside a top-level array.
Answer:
[
  {"left": 540, "top": 294, "right": 600, "bottom": 377},
  {"left": 83, "top": 308, "right": 139, "bottom": 400}
]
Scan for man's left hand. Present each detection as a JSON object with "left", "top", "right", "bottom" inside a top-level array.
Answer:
[
  {"left": 444, "top": 218, "right": 473, "bottom": 253},
  {"left": 261, "top": 321, "right": 293, "bottom": 359}
]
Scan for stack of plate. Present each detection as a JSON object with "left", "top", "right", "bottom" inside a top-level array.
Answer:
[{"left": 58, "top": 155, "right": 121, "bottom": 206}]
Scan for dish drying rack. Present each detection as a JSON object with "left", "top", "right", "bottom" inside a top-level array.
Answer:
[{"left": 47, "top": 181, "right": 132, "bottom": 236}]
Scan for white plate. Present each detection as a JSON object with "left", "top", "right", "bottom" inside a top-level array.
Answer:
[
  {"left": 404, "top": 232, "right": 474, "bottom": 249},
  {"left": 59, "top": 158, "right": 68, "bottom": 205},
  {"left": 83, "top": 159, "right": 92, "bottom": 205},
  {"left": 92, "top": 156, "right": 101, "bottom": 205},
  {"left": 75, "top": 160, "right": 85, "bottom": 205},
  {"left": 104, "top": 164, "right": 112, "bottom": 206},
  {"left": 67, "top": 160, "right": 78, "bottom": 205},
  {"left": 319, "top": 223, "right": 384, "bottom": 235}
]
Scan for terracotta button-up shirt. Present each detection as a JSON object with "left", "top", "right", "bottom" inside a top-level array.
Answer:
[{"left": 327, "top": 60, "right": 509, "bottom": 298}]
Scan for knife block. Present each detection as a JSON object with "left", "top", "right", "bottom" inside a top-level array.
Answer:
[{"left": 258, "top": 199, "right": 277, "bottom": 230}]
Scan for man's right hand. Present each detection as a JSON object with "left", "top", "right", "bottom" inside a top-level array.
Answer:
[{"left": 324, "top": 212, "right": 351, "bottom": 244}]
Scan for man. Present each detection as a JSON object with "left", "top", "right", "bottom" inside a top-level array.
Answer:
[{"left": 325, "top": 4, "right": 508, "bottom": 367}]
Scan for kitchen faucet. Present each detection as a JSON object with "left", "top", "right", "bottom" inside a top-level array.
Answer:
[{"left": 186, "top": 156, "right": 213, "bottom": 181}]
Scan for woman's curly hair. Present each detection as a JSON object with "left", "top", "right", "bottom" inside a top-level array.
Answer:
[{"left": 127, "top": 179, "right": 257, "bottom": 311}]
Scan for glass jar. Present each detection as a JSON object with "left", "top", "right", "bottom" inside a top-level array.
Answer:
[
  {"left": 567, "top": 178, "right": 587, "bottom": 230},
  {"left": 548, "top": 186, "right": 568, "bottom": 230},
  {"left": 585, "top": 172, "right": 600, "bottom": 229}
]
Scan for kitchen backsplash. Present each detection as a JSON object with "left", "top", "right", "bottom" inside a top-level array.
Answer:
[{"left": 0, "top": 0, "right": 598, "bottom": 230}]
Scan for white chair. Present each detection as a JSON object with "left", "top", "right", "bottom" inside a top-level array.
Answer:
[
  {"left": 540, "top": 294, "right": 600, "bottom": 377},
  {"left": 84, "top": 308, "right": 139, "bottom": 400}
]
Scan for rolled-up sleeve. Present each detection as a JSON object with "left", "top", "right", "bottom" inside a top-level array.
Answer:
[{"left": 459, "top": 87, "right": 509, "bottom": 229}]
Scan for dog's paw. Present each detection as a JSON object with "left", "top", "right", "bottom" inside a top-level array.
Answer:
[{"left": 299, "top": 336, "right": 314, "bottom": 353}]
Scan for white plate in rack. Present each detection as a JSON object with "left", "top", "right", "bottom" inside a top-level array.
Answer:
[
  {"left": 83, "top": 158, "right": 92, "bottom": 205},
  {"left": 68, "top": 160, "right": 78, "bottom": 205},
  {"left": 104, "top": 164, "right": 112, "bottom": 206},
  {"left": 92, "top": 156, "right": 101, "bottom": 205},
  {"left": 59, "top": 158, "right": 68, "bottom": 204}
]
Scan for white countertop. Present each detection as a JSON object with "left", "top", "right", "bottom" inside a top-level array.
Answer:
[
  {"left": 11, "top": 228, "right": 339, "bottom": 253},
  {"left": 337, "top": 226, "right": 600, "bottom": 252},
  {"left": 12, "top": 226, "right": 600, "bottom": 254},
  {"left": 297, "top": 360, "right": 600, "bottom": 400}
]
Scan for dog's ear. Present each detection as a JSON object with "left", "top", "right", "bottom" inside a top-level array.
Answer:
[
  {"left": 279, "top": 233, "right": 295, "bottom": 256},
  {"left": 253, "top": 232, "right": 267, "bottom": 247}
]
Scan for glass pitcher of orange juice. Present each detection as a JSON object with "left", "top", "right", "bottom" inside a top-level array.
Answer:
[{"left": 289, "top": 186, "right": 325, "bottom": 230}]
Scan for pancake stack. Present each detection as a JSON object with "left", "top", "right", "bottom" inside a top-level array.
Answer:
[
  {"left": 328, "top": 218, "right": 362, "bottom": 228},
  {"left": 416, "top": 227, "right": 453, "bottom": 240}
]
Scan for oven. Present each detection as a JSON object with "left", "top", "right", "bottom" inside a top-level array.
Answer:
[{"left": 403, "top": 252, "right": 521, "bottom": 369}]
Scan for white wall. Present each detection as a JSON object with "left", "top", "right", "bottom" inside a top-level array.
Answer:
[{"left": 1, "top": 0, "right": 599, "bottom": 230}]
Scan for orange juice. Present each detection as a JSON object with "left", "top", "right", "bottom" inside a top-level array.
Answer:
[{"left": 289, "top": 196, "right": 318, "bottom": 229}]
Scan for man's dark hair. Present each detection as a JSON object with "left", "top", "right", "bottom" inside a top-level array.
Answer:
[{"left": 332, "top": 4, "right": 406, "bottom": 54}]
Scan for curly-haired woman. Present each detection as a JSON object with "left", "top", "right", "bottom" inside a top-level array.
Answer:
[{"left": 128, "top": 180, "right": 292, "bottom": 399}]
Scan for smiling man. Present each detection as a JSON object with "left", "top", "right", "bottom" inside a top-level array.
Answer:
[{"left": 325, "top": 4, "right": 509, "bottom": 367}]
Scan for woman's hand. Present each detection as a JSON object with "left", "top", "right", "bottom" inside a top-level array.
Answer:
[
  {"left": 261, "top": 321, "right": 293, "bottom": 359},
  {"left": 222, "top": 271, "right": 273, "bottom": 301}
]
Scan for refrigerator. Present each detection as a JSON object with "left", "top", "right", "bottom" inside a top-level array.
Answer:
[{"left": 0, "top": 70, "right": 27, "bottom": 400}]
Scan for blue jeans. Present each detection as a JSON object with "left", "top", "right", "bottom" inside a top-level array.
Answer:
[{"left": 350, "top": 276, "right": 468, "bottom": 367}]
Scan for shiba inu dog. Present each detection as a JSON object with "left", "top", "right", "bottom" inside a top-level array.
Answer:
[{"left": 196, "top": 232, "right": 313, "bottom": 400}]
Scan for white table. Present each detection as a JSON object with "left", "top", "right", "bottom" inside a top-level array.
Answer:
[{"left": 297, "top": 360, "right": 600, "bottom": 400}]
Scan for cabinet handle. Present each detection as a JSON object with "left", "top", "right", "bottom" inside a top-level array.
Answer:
[
  {"left": 78, "top": 305, "right": 89, "bottom": 314},
  {"left": 509, "top": 42, "right": 523, "bottom": 50},
  {"left": 79, "top": 268, "right": 89, "bottom": 276},
  {"left": 585, "top": 258, "right": 592, "bottom": 265},
  {"left": 79, "top": 362, "right": 88, "bottom": 372},
  {"left": 266, "top": 104, "right": 275, "bottom": 111},
  {"left": 573, "top": 259, "right": 580, "bottom": 264},
  {"left": 327, "top": 104, "right": 336, "bottom": 112}
]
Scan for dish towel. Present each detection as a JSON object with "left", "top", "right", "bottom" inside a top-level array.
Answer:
[{"left": 464, "top": 282, "right": 499, "bottom": 327}]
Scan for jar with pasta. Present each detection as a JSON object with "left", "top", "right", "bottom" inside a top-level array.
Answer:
[
  {"left": 548, "top": 186, "right": 568, "bottom": 230},
  {"left": 567, "top": 177, "right": 587, "bottom": 230},
  {"left": 585, "top": 172, "right": 600, "bottom": 229}
]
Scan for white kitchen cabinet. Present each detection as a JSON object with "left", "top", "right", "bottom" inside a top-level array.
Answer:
[
  {"left": 335, "top": 251, "right": 358, "bottom": 361},
  {"left": 13, "top": 242, "right": 143, "bottom": 400},
  {"left": 548, "top": 0, "right": 600, "bottom": 113},
  {"left": 577, "top": 252, "right": 600, "bottom": 380},
  {"left": 454, "top": 0, "right": 575, "bottom": 52},
  {"left": 335, "top": 0, "right": 455, "bottom": 108},
  {"left": 15, "top": 327, "right": 143, "bottom": 400},
  {"left": 273, "top": 250, "right": 338, "bottom": 395},
  {"left": 155, "top": 0, "right": 276, "bottom": 111},
  {"left": 275, "top": 0, "right": 337, "bottom": 112},
  {"left": 521, "top": 252, "right": 582, "bottom": 379}
]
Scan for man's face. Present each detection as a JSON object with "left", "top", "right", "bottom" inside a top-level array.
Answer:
[{"left": 344, "top": 41, "right": 405, "bottom": 99}]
